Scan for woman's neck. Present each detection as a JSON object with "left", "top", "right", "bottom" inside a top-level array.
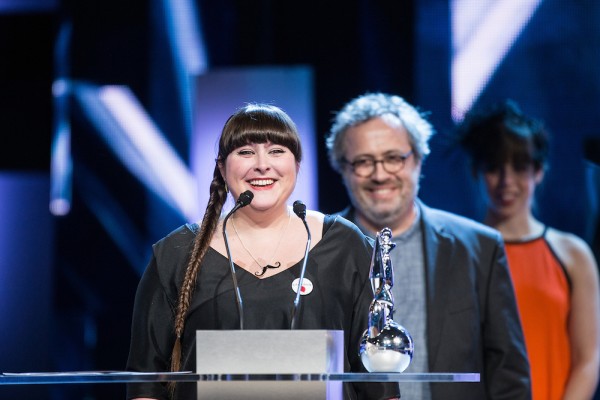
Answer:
[{"left": 484, "top": 211, "right": 544, "bottom": 241}]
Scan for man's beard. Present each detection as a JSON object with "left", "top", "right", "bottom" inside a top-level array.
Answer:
[
  {"left": 352, "top": 194, "right": 405, "bottom": 231},
  {"left": 363, "top": 205, "right": 402, "bottom": 229}
]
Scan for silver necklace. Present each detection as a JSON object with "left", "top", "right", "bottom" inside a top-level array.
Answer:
[{"left": 231, "top": 210, "right": 292, "bottom": 276}]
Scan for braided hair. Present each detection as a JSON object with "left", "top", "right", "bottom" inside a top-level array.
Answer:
[{"left": 168, "top": 103, "right": 302, "bottom": 396}]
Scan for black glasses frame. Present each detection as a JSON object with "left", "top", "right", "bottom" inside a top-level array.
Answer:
[{"left": 341, "top": 150, "right": 414, "bottom": 177}]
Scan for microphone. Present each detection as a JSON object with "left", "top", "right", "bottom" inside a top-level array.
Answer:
[
  {"left": 222, "top": 190, "right": 254, "bottom": 330},
  {"left": 290, "top": 200, "right": 311, "bottom": 329}
]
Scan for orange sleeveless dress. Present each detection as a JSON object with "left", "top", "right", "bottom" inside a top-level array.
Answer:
[{"left": 504, "top": 228, "right": 571, "bottom": 400}]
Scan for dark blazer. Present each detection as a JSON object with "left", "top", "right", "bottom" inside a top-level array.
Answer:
[{"left": 337, "top": 200, "right": 531, "bottom": 400}]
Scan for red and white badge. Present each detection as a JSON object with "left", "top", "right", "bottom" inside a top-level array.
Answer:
[{"left": 291, "top": 278, "right": 313, "bottom": 295}]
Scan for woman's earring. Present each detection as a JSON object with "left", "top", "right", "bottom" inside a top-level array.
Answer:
[{"left": 225, "top": 183, "right": 229, "bottom": 193}]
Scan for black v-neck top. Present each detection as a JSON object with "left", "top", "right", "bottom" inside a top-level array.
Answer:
[{"left": 126, "top": 215, "right": 400, "bottom": 400}]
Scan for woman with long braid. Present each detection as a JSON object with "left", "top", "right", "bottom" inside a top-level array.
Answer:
[{"left": 125, "top": 104, "right": 401, "bottom": 400}]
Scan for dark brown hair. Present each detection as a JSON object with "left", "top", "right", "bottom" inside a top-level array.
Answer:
[
  {"left": 458, "top": 99, "right": 549, "bottom": 174},
  {"left": 168, "top": 103, "right": 302, "bottom": 396}
]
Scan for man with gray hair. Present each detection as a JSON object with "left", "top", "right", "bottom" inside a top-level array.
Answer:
[{"left": 326, "top": 92, "right": 531, "bottom": 400}]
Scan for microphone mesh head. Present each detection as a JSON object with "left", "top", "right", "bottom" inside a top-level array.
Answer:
[
  {"left": 237, "top": 190, "right": 254, "bottom": 207},
  {"left": 293, "top": 200, "right": 306, "bottom": 219}
]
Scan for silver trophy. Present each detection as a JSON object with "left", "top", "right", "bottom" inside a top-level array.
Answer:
[{"left": 359, "top": 227, "right": 414, "bottom": 372}]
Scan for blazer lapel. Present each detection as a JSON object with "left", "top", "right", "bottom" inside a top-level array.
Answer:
[{"left": 419, "top": 202, "right": 456, "bottom": 370}]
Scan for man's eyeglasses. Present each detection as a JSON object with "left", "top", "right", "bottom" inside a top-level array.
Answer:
[{"left": 341, "top": 151, "right": 414, "bottom": 177}]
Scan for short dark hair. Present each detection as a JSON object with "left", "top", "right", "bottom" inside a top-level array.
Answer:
[{"left": 457, "top": 99, "right": 549, "bottom": 173}]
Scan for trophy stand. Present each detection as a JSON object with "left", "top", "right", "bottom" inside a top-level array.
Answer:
[{"left": 0, "top": 369, "right": 480, "bottom": 399}]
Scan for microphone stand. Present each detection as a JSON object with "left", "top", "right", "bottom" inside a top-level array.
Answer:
[
  {"left": 222, "top": 190, "right": 253, "bottom": 330},
  {"left": 291, "top": 200, "right": 311, "bottom": 330}
]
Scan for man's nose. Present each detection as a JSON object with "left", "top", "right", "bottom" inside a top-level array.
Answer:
[{"left": 371, "top": 160, "right": 392, "bottom": 181}]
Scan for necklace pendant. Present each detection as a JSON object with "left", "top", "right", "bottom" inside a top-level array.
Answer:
[
  {"left": 255, "top": 261, "right": 281, "bottom": 277},
  {"left": 231, "top": 210, "right": 292, "bottom": 278}
]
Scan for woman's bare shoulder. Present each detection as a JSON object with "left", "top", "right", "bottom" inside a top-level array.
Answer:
[
  {"left": 303, "top": 210, "right": 324, "bottom": 245},
  {"left": 305, "top": 209, "right": 325, "bottom": 223},
  {"left": 546, "top": 227, "right": 598, "bottom": 275}
]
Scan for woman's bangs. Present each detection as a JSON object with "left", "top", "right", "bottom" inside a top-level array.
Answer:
[
  {"left": 219, "top": 105, "right": 302, "bottom": 161},
  {"left": 222, "top": 128, "right": 301, "bottom": 160}
]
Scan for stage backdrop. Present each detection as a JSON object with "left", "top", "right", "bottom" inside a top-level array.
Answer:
[{"left": 0, "top": 172, "right": 53, "bottom": 400}]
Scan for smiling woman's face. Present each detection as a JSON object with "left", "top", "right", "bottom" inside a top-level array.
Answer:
[
  {"left": 480, "top": 162, "right": 543, "bottom": 220},
  {"left": 220, "top": 141, "right": 299, "bottom": 211}
]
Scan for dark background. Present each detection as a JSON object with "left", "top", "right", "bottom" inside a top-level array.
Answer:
[{"left": 0, "top": 1, "right": 599, "bottom": 399}]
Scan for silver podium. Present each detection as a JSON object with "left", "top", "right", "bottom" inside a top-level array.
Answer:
[{"left": 196, "top": 330, "right": 344, "bottom": 400}]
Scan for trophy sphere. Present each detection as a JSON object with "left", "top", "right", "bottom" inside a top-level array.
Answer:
[{"left": 359, "top": 322, "right": 414, "bottom": 373}]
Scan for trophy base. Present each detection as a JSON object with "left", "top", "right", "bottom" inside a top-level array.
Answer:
[{"left": 360, "top": 344, "right": 412, "bottom": 373}]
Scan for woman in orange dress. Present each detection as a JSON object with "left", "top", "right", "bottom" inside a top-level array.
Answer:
[{"left": 459, "top": 100, "right": 600, "bottom": 400}]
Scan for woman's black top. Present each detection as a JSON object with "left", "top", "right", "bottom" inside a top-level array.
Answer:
[{"left": 126, "top": 215, "right": 400, "bottom": 399}]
